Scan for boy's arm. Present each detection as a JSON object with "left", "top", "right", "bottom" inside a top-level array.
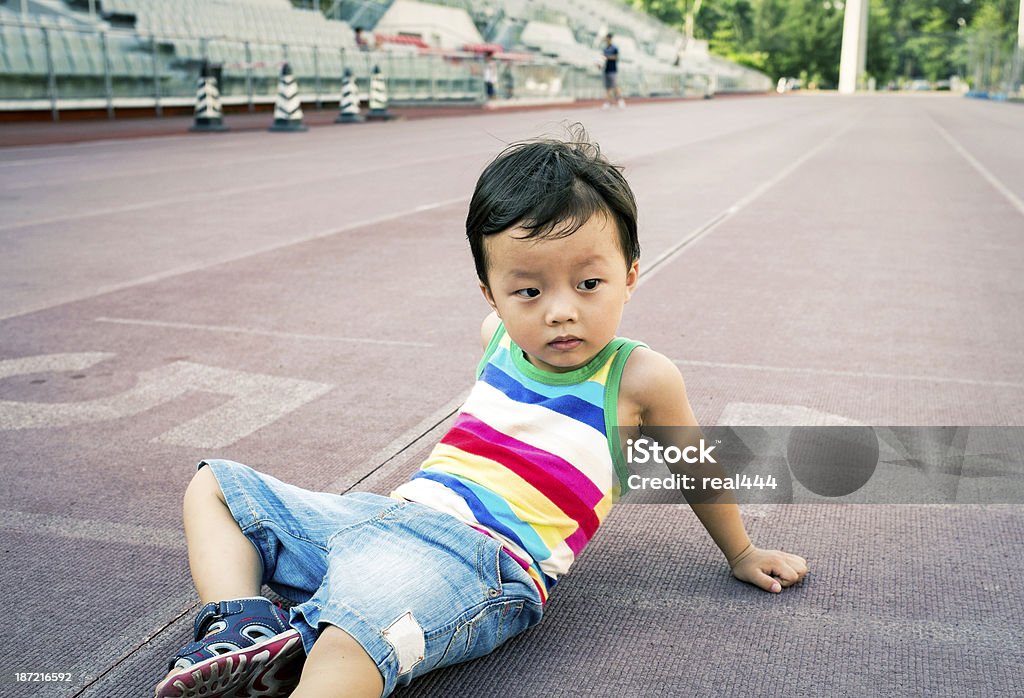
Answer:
[
  {"left": 480, "top": 311, "right": 501, "bottom": 350},
  {"left": 624, "top": 348, "right": 808, "bottom": 593}
]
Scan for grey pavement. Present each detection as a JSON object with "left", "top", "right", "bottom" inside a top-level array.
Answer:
[{"left": 0, "top": 93, "right": 1021, "bottom": 697}]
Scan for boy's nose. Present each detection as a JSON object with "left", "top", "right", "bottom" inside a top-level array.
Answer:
[{"left": 545, "top": 294, "right": 578, "bottom": 325}]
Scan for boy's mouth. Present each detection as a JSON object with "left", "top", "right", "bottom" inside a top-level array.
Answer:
[{"left": 548, "top": 336, "right": 582, "bottom": 351}]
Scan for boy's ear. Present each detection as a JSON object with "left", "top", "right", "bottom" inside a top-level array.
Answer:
[
  {"left": 479, "top": 282, "right": 500, "bottom": 316},
  {"left": 624, "top": 260, "right": 639, "bottom": 303}
]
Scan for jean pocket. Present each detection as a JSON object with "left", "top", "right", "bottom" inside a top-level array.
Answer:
[
  {"left": 476, "top": 534, "right": 505, "bottom": 596},
  {"left": 431, "top": 599, "right": 524, "bottom": 671}
]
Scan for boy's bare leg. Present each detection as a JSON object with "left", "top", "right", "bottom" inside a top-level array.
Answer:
[
  {"left": 184, "top": 466, "right": 262, "bottom": 603},
  {"left": 182, "top": 471, "right": 384, "bottom": 695},
  {"left": 290, "top": 626, "right": 384, "bottom": 698}
]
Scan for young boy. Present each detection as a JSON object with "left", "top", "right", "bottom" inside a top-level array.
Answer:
[{"left": 156, "top": 129, "right": 807, "bottom": 698}]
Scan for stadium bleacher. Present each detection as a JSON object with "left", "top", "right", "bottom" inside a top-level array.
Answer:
[
  {"left": 374, "top": 0, "right": 484, "bottom": 49},
  {"left": 519, "top": 19, "right": 596, "bottom": 67},
  {"left": 0, "top": 0, "right": 771, "bottom": 112}
]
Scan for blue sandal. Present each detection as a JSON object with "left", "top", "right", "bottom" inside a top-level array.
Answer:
[{"left": 155, "top": 597, "right": 304, "bottom": 698}]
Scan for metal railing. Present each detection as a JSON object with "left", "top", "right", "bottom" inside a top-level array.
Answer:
[
  {"left": 0, "top": 16, "right": 772, "bottom": 120},
  {"left": 965, "top": 31, "right": 1023, "bottom": 97}
]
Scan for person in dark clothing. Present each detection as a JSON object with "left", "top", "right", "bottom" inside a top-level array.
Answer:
[{"left": 602, "top": 33, "right": 624, "bottom": 108}]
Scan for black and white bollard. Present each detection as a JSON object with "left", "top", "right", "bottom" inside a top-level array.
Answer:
[
  {"left": 335, "top": 67, "right": 363, "bottom": 123},
  {"left": 190, "top": 61, "right": 228, "bottom": 132},
  {"left": 365, "top": 64, "right": 395, "bottom": 121},
  {"left": 269, "top": 62, "right": 307, "bottom": 132}
]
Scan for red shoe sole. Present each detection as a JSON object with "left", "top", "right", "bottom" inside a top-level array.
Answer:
[{"left": 155, "top": 629, "right": 304, "bottom": 698}]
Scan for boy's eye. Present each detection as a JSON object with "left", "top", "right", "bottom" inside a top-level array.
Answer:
[
  {"left": 578, "top": 279, "right": 601, "bottom": 291},
  {"left": 515, "top": 288, "right": 540, "bottom": 298}
]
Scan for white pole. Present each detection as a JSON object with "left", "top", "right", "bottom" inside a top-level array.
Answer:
[
  {"left": 838, "top": 0, "right": 867, "bottom": 94},
  {"left": 857, "top": 0, "right": 869, "bottom": 82},
  {"left": 1018, "top": 0, "right": 1023, "bottom": 50},
  {"left": 89, "top": 0, "right": 96, "bottom": 20},
  {"left": 21, "top": 0, "right": 28, "bottom": 17}
]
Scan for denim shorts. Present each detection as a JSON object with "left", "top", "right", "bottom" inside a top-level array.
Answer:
[{"left": 200, "top": 459, "right": 544, "bottom": 696}]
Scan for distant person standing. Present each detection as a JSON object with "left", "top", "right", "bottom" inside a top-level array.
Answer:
[
  {"left": 602, "top": 33, "right": 624, "bottom": 109},
  {"left": 354, "top": 26, "right": 370, "bottom": 51},
  {"left": 484, "top": 51, "right": 497, "bottom": 99}
]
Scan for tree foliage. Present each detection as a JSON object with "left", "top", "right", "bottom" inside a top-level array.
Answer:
[{"left": 628, "top": 0, "right": 1021, "bottom": 85}]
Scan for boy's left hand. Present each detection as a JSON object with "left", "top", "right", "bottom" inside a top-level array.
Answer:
[{"left": 730, "top": 546, "right": 808, "bottom": 593}]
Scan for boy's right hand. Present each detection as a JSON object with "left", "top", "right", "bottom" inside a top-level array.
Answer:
[{"left": 730, "top": 546, "right": 808, "bottom": 593}]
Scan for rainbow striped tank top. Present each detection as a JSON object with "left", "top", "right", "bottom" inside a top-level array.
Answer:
[{"left": 391, "top": 323, "right": 645, "bottom": 603}]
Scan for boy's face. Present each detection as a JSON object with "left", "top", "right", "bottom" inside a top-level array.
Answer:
[{"left": 480, "top": 213, "right": 638, "bottom": 373}]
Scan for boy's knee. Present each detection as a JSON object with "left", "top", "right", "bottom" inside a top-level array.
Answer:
[
  {"left": 185, "top": 465, "right": 224, "bottom": 504},
  {"left": 299, "top": 626, "right": 383, "bottom": 697},
  {"left": 311, "top": 625, "right": 369, "bottom": 658}
]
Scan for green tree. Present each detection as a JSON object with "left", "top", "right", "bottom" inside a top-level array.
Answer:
[
  {"left": 900, "top": 7, "right": 959, "bottom": 79},
  {"left": 865, "top": 0, "right": 897, "bottom": 84},
  {"left": 769, "top": 0, "right": 845, "bottom": 86},
  {"left": 700, "top": 0, "right": 767, "bottom": 69},
  {"left": 963, "top": 0, "right": 1020, "bottom": 88},
  {"left": 628, "top": 0, "right": 1019, "bottom": 86},
  {"left": 628, "top": 0, "right": 690, "bottom": 30}
]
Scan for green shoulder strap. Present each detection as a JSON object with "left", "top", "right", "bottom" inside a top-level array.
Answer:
[
  {"left": 476, "top": 321, "right": 506, "bottom": 379},
  {"left": 603, "top": 338, "right": 648, "bottom": 493}
]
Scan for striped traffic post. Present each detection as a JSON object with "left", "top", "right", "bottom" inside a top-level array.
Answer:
[
  {"left": 189, "top": 61, "right": 228, "bottom": 132},
  {"left": 365, "top": 64, "right": 395, "bottom": 121},
  {"left": 269, "top": 62, "right": 307, "bottom": 132},
  {"left": 335, "top": 67, "right": 363, "bottom": 123}
]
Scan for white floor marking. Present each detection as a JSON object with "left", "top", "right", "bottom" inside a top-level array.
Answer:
[
  {"left": 0, "top": 149, "right": 492, "bottom": 232},
  {"left": 0, "top": 352, "right": 332, "bottom": 448},
  {"left": 0, "top": 508, "right": 183, "bottom": 549},
  {"left": 930, "top": 119, "right": 1024, "bottom": 218},
  {"left": 639, "top": 122, "right": 854, "bottom": 286},
  {"left": 0, "top": 351, "right": 114, "bottom": 379},
  {"left": 674, "top": 358, "right": 1024, "bottom": 390},
  {"left": 0, "top": 195, "right": 469, "bottom": 322},
  {"left": 0, "top": 155, "right": 78, "bottom": 168},
  {"left": 327, "top": 390, "right": 470, "bottom": 494},
  {"left": 95, "top": 316, "right": 433, "bottom": 348},
  {"left": 2, "top": 131, "right": 485, "bottom": 190},
  {"left": 718, "top": 401, "right": 866, "bottom": 426}
]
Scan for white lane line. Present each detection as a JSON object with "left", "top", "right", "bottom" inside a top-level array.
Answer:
[
  {"left": 0, "top": 151, "right": 299, "bottom": 191},
  {"left": 0, "top": 155, "right": 78, "bottom": 168},
  {"left": 327, "top": 390, "right": 470, "bottom": 494},
  {"left": 0, "top": 195, "right": 469, "bottom": 322},
  {"left": 0, "top": 509, "right": 183, "bottom": 549},
  {"left": 0, "top": 148, "right": 491, "bottom": 232},
  {"left": 70, "top": 600, "right": 196, "bottom": 697},
  {"left": 94, "top": 316, "right": 434, "bottom": 348},
  {"left": 931, "top": 119, "right": 1024, "bottom": 218},
  {"left": 638, "top": 121, "right": 854, "bottom": 286},
  {"left": 2, "top": 130, "right": 481, "bottom": 189},
  {"left": 674, "top": 358, "right": 1024, "bottom": 390}
]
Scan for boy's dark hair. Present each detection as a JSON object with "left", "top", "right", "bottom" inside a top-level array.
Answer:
[{"left": 467, "top": 125, "right": 639, "bottom": 284}]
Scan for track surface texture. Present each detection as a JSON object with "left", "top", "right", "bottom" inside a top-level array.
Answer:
[{"left": 1, "top": 93, "right": 1022, "bottom": 697}]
